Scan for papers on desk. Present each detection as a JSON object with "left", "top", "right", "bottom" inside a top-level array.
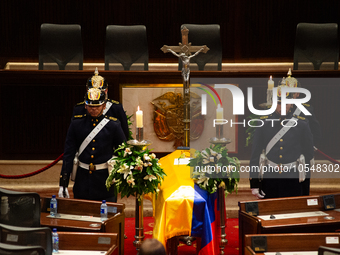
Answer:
[
  {"left": 257, "top": 211, "right": 328, "bottom": 220},
  {"left": 57, "top": 250, "right": 106, "bottom": 254},
  {"left": 264, "top": 252, "right": 317, "bottom": 255},
  {"left": 47, "top": 213, "right": 102, "bottom": 223}
]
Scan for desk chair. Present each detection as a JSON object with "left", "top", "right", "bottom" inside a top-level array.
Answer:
[
  {"left": 293, "top": 23, "right": 339, "bottom": 70},
  {"left": 105, "top": 25, "right": 149, "bottom": 70},
  {"left": 0, "top": 223, "right": 52, "bottom": 254},
  {"left": 0, "top": 188, "right": 41, "bottom": 227},
  {"left": 319, "top": 246, "right": 340, "bottom": 255},
  {"left": 39, "top": 23, "right": 83, "bottom": 70},
  {"left": 179, "top": 24, "right": 222, "bottom": 71},
  {"left": 0, "top": 243, "right": 45, "bottom": 255}
]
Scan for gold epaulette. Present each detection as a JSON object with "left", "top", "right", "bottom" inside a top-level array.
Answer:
[
  {"left": 74, "top": 114, "right": 86, "bottom": 118},
  {"left": 302, "top": 103, "right": 310, "bottom": 107},
  {"left": 108, "top": 99, "right": 120, "bottom": 104},
  {"left": 260, "top": 115, "right": 269, "bottom": 119},
  {"left": 107, "top": 116, "right": 117, "bottom": 121},
  {"left": 76, "top": 101, "right": 85, "bottom": 106},
  {"left": 295, "top": 115, "right": 305, "bottom": 120}
]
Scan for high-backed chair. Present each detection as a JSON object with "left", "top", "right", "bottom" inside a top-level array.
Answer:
[
  {"left": 179, "top": 24, "right": 222, "bottom": 71},
  {"left": 39, "top": 23, "right": 83, "bottom": 70},
  {"left": 0, "top": 243, "right": 45, "bottom": 255},
  {"left": 293, "top": 23, "right": 339, "bottom": 70},
  {"left": 0, "top": 188, "right": 41, "bottom": 227},
  {"left": 105, "top": 25, "right": 149, "bottom": 71},
  {"left": 0, "top": 223, "right": 52, "bottom": 254}
]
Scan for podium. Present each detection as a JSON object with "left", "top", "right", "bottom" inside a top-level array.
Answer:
[
  {"left": 239, "top": 193, "right": 340, "bottom": 255},
  {"left": 244, "top": 233, "right": 340, "bottom": 255},
  {"left": 40, "top": 197, "right": 125, "bottom": 255}
]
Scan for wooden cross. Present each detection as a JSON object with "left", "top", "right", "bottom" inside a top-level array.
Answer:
[{"left": 161, "top": 26, "right": 209, "bottom": 56}]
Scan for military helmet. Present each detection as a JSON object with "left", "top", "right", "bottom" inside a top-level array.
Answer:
[
  {"left": 85, "top": 88, "right": 106, "bottom": 106},
  {"left": 277, "top": 85, "right": 293, "bottom": 102},
  {"left": 278, "top": 68, "right": 301, "bottom": 88},
  {"left": 86, "top": 68, "right": 108, "bottom": 91}
]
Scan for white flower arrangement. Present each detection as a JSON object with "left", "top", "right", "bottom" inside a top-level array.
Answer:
[
  {"left": 189, "top": 144, "right": 240, "bottom": 195},
  {"left": 106, "top": 142, "right": 166, "bottom": 199}
]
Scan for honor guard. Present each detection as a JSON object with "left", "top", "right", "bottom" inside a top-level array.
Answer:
[
  {"left": 249, "top": 85, "right": 314, "bottom": 199},
  {"left": 281, "top": 69, "right": 321, "bottom": 195},
  {"left": 72, "top": 68, "right": 130, "bottom": 139},
  {"left": 59, "top": 87, "right": 126, "bottom": 202}
]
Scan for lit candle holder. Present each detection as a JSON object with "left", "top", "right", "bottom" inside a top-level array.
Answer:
[
  {"left": 136, "top": 106, "right": 143, "bottom": 128},
  {"left": 216, "top": 104, "right": 223, "bottom": 122},
  {"left": 268, "top": 75, "right": 274, "bottom": 89},
  {"left": 267, "top": 76, "right": 274, "bottom": 106},
  {"left": 216, "top": 104, "right": 223, "bottom": 139},
  {"left": 136, "top": 106, "right": 143, "bottom": 142}
]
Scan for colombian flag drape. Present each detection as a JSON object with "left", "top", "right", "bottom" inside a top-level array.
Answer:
[{"left": 152, "top": 150, "right": 222, "bottom": 255}]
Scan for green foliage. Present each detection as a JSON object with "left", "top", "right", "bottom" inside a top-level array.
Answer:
[
  {"left": 106, "top": 142, "right": 166, "bottom": 199},
  {"left": 245, "top": 114, "right": 260, "bottom": 147},
  {"left": 189, "top": 144, "right": 240, "bottom": 196},
  {"left": 126, "top": 113, "right": 134, "bottom": 141}
]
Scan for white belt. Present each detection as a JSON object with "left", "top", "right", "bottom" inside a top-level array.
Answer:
[
  {"left": 79, "top": 161, "right": 108, "bottom": 171},
  {"left": 267, "top": 159, "right": 297, "bottom": 168}
]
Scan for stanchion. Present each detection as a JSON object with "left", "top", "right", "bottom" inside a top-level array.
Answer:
[
  {"left": 133, "top": 195, "right": 144, "bottom": 252},
  {"left": 127, "top": 127, "right": 151, "bottom": 253}
]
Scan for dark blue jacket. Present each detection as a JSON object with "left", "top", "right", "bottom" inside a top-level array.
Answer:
[
  {"left": 73, "top": 99, "right": 129, "bottom": 140},
  {"left": 249, "top": 111, "right": 314, "bottom": 188},
  {"left": 60, "top": 114, "right": 126, "bottom": 200}
]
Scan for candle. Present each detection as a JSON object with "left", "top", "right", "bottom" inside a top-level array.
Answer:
[
  {"left": 136, "top": 106, "right": 143, "bottom": 128},
  {"left": 216, "top": 104, "right": 223, "bottom": 123},
  {"left": 268, "top": 76, "right": 274, "bottom": 89}
]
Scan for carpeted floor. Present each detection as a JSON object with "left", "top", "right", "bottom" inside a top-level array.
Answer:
[{"left": 124, "top": 217, "right": 239, "bottom": 255}]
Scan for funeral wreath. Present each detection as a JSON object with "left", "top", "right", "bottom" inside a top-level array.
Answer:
[
  {"left": 106, "top": 142, "right": 166, "bottom": 199},
  {"left": 189, "top": 144, "right": 240, "bottom": 195}
]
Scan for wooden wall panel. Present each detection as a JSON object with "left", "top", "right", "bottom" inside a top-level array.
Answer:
[
  {"left": 0, "top": 70, "right": 339, "bottom": 160},
  {"left": 1, "top": 0, "right": 340, "bottom": 66}
]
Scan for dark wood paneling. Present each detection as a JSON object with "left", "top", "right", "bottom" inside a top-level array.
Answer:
[
  {"left": 1, "top": 0, "right": 340, "bottom": 66},
  {"left": 0, "top": 70, "right": 339, "bottom": 160}
]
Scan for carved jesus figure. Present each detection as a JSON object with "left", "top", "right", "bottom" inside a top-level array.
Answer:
[{"left": 167, "top": 48, "right": 205, "bottom": 82}]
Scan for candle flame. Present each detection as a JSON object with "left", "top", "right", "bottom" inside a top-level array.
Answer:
[
  {"left": 137, "top": 106, "right": 140, "bottom": 111},
  {"left": 270, "top": 75, "right": 273, "bottom": 80}
]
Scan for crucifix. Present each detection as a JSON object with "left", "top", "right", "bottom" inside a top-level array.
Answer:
[{"left": 161, "top": 26, "right": 209, "bottom": 147}]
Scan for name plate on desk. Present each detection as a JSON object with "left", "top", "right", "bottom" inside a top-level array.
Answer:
[
  {"left": 47, "top": 213, "right": 102, "bottom": 223},
  {"left": 107, "top": 206, "right": 117, "bottom": 213},
  {"left": 258, "top": 211, "right": 328, "bottom": 220},
  {"left": 57, "top": 251, "right": 106, "bottom": 254},
  {"left": 264, "top": 252, "right": 317, "bottom": 255}
]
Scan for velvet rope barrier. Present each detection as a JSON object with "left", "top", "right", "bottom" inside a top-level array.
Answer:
[
  {"left": 0, "top": 153, "right": 64, "bottom": 179},
  {"left": 315, "top": 148, "right": 340, "bottom": 165}
]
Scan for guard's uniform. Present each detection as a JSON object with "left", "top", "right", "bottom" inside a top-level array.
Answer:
[
  {"left": 289, "top": 103, "right": 321, "bottom": 146},
  {"left": 249, "top": 111, "right": 314, "bottom": 198},
  {"left": 289, "top": 103, "right": 321, "bottom": 195},
  {"left": 60, "top": 114, "right": 126, "bottom": 201},
  {"left": 73, "top": 99, "right": 129, "bottom": 140}
]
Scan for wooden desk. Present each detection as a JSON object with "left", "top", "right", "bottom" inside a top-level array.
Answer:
[
  {"left": 58, "top": 232, "right": 118, "bottom": 255},
  {"left": 239, "top": 193, "right": 340, "bottom": 255},
  {"left": 40, "top": 197, "right": 125, "bottom": 255},
  {"left": 244, "top": 233, "right": 340, "bottom": 255}
]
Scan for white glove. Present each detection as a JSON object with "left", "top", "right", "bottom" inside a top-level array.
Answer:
[
  {"left": 58, "top": 186, "right": 70, "bottom": 198},
  {"left": 251, "top": 188, "right": 265, "bottom": 199}
]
